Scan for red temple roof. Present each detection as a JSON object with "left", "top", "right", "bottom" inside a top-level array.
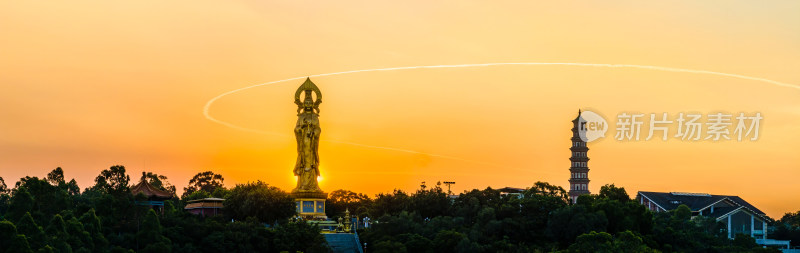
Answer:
[{"left": 131, "top": 177, "right": 173, "bottom": 200}]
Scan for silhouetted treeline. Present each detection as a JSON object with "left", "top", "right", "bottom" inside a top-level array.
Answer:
[
  {"left": 1, "top": 167, "right": 798, "bottom": 253},
  {"left": 334, "top": 182, "right": 786, "bottom": 253},
  {"left": 0, "top": 166, "right": 327, "bottom": 253}
]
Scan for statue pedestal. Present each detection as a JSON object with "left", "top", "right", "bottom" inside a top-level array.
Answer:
[{"left": 291, "top": 191, "right": 328, "bottom": 220}]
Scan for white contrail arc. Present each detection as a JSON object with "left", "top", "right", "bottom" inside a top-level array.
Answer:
[{"left": 202, "top": 62, "right": 799, "bottom": 168}]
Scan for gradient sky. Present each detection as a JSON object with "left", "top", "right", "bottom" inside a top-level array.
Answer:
[{"left": 1, "top": 1, "right": 798, "bottom": 218}]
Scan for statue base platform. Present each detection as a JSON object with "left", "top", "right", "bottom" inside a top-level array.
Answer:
[{"left": 291, "top": 191, "right": 328, "bottom": 220}]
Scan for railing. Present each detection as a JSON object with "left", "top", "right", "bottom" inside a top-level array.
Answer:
[
  {"left": 755, "top": 238, "right": 791, "bottom": 249},
  {"left": 134, "top": 201, "right": 164, "bottom": 206},
  {"left": 353, "top": 219, "right": 364, "bottom": 253}
]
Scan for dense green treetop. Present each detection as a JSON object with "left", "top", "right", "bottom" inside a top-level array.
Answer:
[
  {"left": 0, "top": 167, "right": 794, "bottom": 253},
  {"left": 182, "top": 171, "right": 224, "bottom": 198}
]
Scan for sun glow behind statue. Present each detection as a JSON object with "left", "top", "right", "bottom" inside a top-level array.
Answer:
[{"left": 204, "top": 62, "right": 800, "bottom": 168}]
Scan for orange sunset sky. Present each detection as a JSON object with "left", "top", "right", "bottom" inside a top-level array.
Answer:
[{"left": 1, "top": 1, "right": 799, "bottom": 218}]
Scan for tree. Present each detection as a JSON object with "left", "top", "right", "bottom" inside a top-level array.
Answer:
[
  {"left": 780, "top": 210, "right": 800, "bottom": 228},
  {"left": 46, "top": 167, "right": 80, "bottom": 195},
  {"left": 373, "top": 240, "right": 407, "bottom": 253},
  {"left": 674, "top": 204, "right": 691, "bottom": 221},
  {"left": 432, "top": 230, "right": 466, "bottom": 253},
  {"left": 591, "top": 189, "right": 652, "bottom": 234},
  {"left": 598, "top": 184, "right": 629, "bottom": 202},
  {"left": 272, "top": 221, "right": 329, "bottom": 253},
  {"left": 527, "top": 181, "right": 570, "bottom": 202},
  {"left": 371, "top": 190, "right": 411, "bottom": 218},
  {"left": 45, "top": 214, "right": 73, "bottom": 253},
  {"left": 182, "top": 186, "right": 230, "bottom": 201},
  {"left": 546, "top": 185, "right": 652, "bottom": 247},
  {"left": 0, "top": 176, "right": 9, "bottom": 194},
  {"left": 567, "top": 230, "right": 658, "bottom": 253},
  {"left": 774, "top": 210, "right": 800, "bottom": 247},
  {"left": 65, "top": 217, "right": 93, "bottom": 251},
  {"left": 16, "top": 212, "right": 47, "bottom": 251},
  {"left": 0, "top": 220, "right": 34, "bottom": 253},
  {"left": 224, "top": 181, "right": 295, "bottom": 224},
  {"left": 0, "top": 195, "right": 9, "bottom": 223},
  {"left": 451, "top": 187, "right": 505, "bottom": 224},
  {"left": 6, "top": 187, "right": 34, "bottom": 222},
  {"left": 0, "top": 177, "right": 10, "bottom": 216},
  {"left": 137, "top": 209, "right": 171, "bottom": 253},
  {"left": 410, "top": 182, "right": 450, "bottom": 219},
  {"left": 568, "top": 231, "right": 614, "bottom": 253},
  {"left": 46, "top": 167, "right": 65, "bottom": 186},
  {"left": 182, "top": 171, "right": 224, "bottom": 198},
  {"left": 547, "top": 204, "right": 608, "bottom": 247},
  {"left": 92, "top": 165, "right": 130, "bottom": 195},
  {"left": 396, "top": 233, "right": 433, "bottom": 253},
  {"left": 13, "top": 176, "right": 72, "bottom": 222},
  {"left": 4, "top": 172, "right": 778, "bottom": 252},
  {"left": 78, "top": 209, "right": 108, "bottom": 251},
  {"left": 36, "top": 246, "right": 55, "bottom": 253},
  {"left": 649, "top": 204, "right": 718, "bottom": 251},
  {"left": 140, "top": 172, "right": 176, "bottom": 195},
  {"left": 181, "top": 189, "right": 210, "bottom": 201},
  {"left": 65, "top": 179, "right": 81, "bottom": 196},
  {"left": 612, "top": 230, "right": 658, "bottom": 253},
  {"left": 520, "top": 182, "right": 570, "bottom": 229},
  {"left": 515, "top": 182, "right": 570, "bottom": 244},
  {"left": 326, "top": 189, "right": 372, "bottom": 218}
]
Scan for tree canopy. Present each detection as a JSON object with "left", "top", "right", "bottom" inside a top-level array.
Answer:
[
  {"left": 0, "top": 167, "right": 327, "bottom": 253},
  {"left": 90, "top": 165, "right": 130, "bottom": 195},
  {"left": 139, "top": 172, "right": 177, "bottom": 196},
  {"left": 182, "top": 171, "right": 224, "bottom": 198},
  {"left": 0, "top": 167, "right": 791, "bottom": 253},
  {"left": 223, "top": 181, "right": 295, "bottom": 225},
  {"left": 359, "top": 182, "right": 782, "bottom": 253}
]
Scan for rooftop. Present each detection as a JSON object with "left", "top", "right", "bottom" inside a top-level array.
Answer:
[
  {"left": 131, "top": 177, "right": 173, "bottom": 200},
  {"left": 185, "top": 198, "right": 225, "bottom": 210},
  {"left": 638, "top": 191, "right": 767, "bottom": 219},
  {"left": 186, "top": 197, "right": 225, "bottom": 203}
]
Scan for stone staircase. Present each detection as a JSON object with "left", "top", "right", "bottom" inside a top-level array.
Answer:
[{"left": 324, "top": 233, "right": 363, "bottom": 253}]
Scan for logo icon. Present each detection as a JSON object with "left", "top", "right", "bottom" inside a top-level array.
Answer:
[{"left": 578, "top": 110, "right": 608, "bottom": 142}]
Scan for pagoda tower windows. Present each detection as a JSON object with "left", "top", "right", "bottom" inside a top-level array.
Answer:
[{"left": 568, "top": 110, "right": 591, "bottom": 204}]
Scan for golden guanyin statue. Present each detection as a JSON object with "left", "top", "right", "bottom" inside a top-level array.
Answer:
[{"left": 293, "top": 78, "right": 323, "bottom": 193}]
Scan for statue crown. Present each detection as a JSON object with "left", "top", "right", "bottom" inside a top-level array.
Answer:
[{"left": 295, "top": 77, "right": 322, "bottom": 103}]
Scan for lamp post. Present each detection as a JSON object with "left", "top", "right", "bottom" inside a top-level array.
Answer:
[{"left": 443, "top": 181, "right": 455, "bottom": 195}]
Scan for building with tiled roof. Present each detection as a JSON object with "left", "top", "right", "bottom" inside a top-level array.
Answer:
[
  {"left": 636, "top": 191, "right": 776, "bottom": 243},
  {"left": 131, "top": 173, "right": 174, "bottom": 215},
  {"left": 184, "top": 198, "right": 224, "bottom": 217},
  {"left": 131, "top": 178, "right": 173, "bottom": 200}
]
